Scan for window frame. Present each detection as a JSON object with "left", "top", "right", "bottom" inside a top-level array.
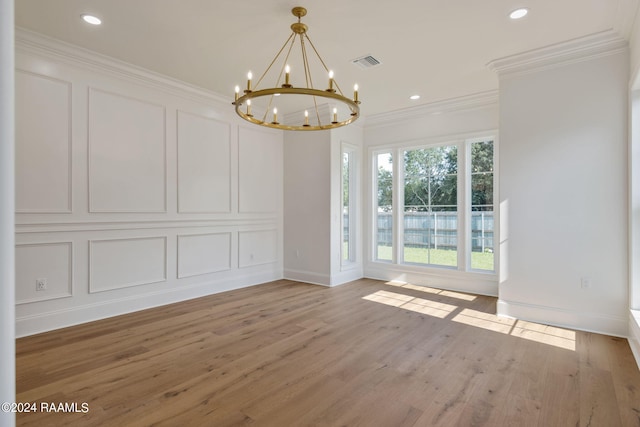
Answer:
[
  {"left": 372, "top": 150, "right": 395, "bottom": 263},
  {"left": 369, "top": 134, "right": 497, "bottom": 275},
  {"left": 341, "top": 143, "right": 358, "bottom": 266}
]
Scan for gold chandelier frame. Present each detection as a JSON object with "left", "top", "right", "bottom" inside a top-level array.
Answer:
[{"left": 232, "top": 7, "right": 360, "bottom": 131}]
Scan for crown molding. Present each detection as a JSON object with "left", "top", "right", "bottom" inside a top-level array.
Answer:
[
  {"left": 363, "top": 90, "right": 498, "bottom": 129},
  {"left": 15, "top": 28, "right": 232, "bottom": 109},
  {"left": 487, "top": 30, "right": 628, "bottom": 79}
]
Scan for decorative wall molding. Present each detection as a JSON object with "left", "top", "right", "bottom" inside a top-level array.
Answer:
[
  {"left": 88, "top": 87, "right": 168, "bottom": 213},
  {"left": 15, "top": 218, "right": 279, "bottom": 233},
  {"left": 177, "top": 110, "right": 232, "bottom": 214},
  {"left": 487, "top": 30, "right": 628, "bottom": 79},
  {"left": 13, "top": 28, "right": 284, "bottom": 337},
  {"left": 363, "top": 90, "right": 498, "bottom": 130},
  {"left": 238, "top": 126, "right": 282, "bottom": 214},
  {"left": 89, "top": 236, "right": 168, "bottom": 293},
  {"left": 15, "top": 241, "right": 73, "bottom": 304},
  {"left": 238, "top": 229, "right": 278, "bottom": 268},
  {"left": 177, "top": 232, "right": 232, "bottom": 278},
  {"left": 15, "top": 28, "right": 232, "bottom": 110},
  {"left": 15, "top": 269, "right": 282, "bottom": 338},
  {"left": 15, "top": 69, "right": 73, "bottom": 213},
  {"left": 497, "top": 299, "right": 628, "bottom": 338}
]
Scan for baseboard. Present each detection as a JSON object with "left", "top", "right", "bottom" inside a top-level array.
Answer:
[
  {"left": 364, "top": 263, "right": 498, "bottom": 297},
  {"left": 330, "top": 266, "right": 364, "bottom": 287},
  {"left": 497, "top": 299, "right": 628, "bottom": 338},
  {"left": 630, "top": 310, "right": 640, "bottom": 370},
  {"left": 16, "top": 270, "right": 282, "bottom": 338},
  {"left": 283, "top": 269, "right": 331, "bottom": 287}
]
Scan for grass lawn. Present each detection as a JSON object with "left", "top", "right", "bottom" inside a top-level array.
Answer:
[{"left": 376, "top": 245, "right": 494, "bottom": 271}]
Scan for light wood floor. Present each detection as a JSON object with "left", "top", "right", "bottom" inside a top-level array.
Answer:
[{"left": 16, "top": 279, "right": 640, "bottom": 426}]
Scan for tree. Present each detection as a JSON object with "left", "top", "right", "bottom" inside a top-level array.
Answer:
[
  {"left": 377, "top": 165, "right": 393, "bottom": 210},
  {"left": 377, "top": 153, "right": 393, "bottom": 210},
  {"left": 343, "top": 153, "right": 349, "bottom": 208},
  {"left": 403, "top": 146, "right": 457, "bottom": 211},
  {"left": 471, "top": 141, "right": 493, "bottom": 210}
]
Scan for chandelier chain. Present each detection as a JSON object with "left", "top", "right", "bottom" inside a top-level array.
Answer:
[
  {"left": 305, "top": 35, "right": 344, "bottom": 97},
  {"left": 299, "top": 34, "right": 321, "bottom": 126},
  {"left": 254, "top": 32, "right": 294, "bottom": 90}
]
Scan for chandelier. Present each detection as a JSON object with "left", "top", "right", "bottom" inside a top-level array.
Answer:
[{"left": 232, "top": 7, "right": 361, "bottom": 131}]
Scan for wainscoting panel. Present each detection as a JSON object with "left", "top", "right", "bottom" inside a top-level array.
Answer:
[
  {"left": 238, "top": 126, "right": 281, "bottom": 213},
  {"left": 89, "top": 237, "right": 167, "bottom": 293},
  {"left": 238, "top": 229, "right": 278, "bottom": 268},
  {"left": 88, "top": 88, "right": 166, "bottom": 213},
  {"left": 15, "top": 70, "right": 72, "bottom": 213},
  {"left": 177, "top": 232, "right": 232, "bottom": 278},
  {"left": 15, "top": 30, "right": 283, "bottom": 337},
  {"left": 15, "top": 242, "right": 73, "bottom": 303},
  {"left": 177, "top": 111, "right": 231, "bottom": 213}
]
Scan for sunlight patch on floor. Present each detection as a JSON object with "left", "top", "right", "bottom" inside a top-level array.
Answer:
[
  {"left": 363, "top": 290, "right": 458, "bottom": 318},
  {"left": 452, "top": 308, "right": 515, "bottom": 334},
  {"left": 364, "top": 289, "right": 576, "bottom": 351},
  {"left": 384, "top": 281, "right": 477, "bottom": 301},
  {"left": 510, "top": 319, "right": 576, "bottom": 351},
  {"left": 452, "top": 308, "right": 576, "bottom": 351}
]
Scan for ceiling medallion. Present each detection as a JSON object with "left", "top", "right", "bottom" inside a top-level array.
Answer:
[{"left": 232, "top": 7, "right": 360, "bottom": 131}]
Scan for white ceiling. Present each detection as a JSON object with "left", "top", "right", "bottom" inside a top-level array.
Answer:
[{"left": 14, "top": 0, "right": 635, "bottom": 118}]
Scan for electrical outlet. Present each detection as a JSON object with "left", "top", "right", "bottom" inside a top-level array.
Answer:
[
  {"left": 36, "top": 278, "right": 47, "bottom": 291},
  {"left": 581, "top": 277, "right": 591, "bottom": 289}
]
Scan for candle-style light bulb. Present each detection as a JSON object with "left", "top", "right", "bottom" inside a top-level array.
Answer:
[
  {"left": 234, "top": 85, "right": 240, "bottom": 102},
  {"left": 246, "top": 71, "right": 253, "bottom": 92},
  {"left": 304, "top": 110, "right": 309, "bottom": 126},
  {"left": 332, "top": 107, "right": 338, "bottom": 123},
  {"left": 246, "top": 99, "right": 252, "bottom": 116},
  {"left": 328, "top": 70, "right": 334, "bottom": 91},
  {"left": 353, "top": 83, "right": 359, "bottom": 103},
  {"left": 285, "top": 64, "right": 291, "bottom": 86},
  {"left": 273, "top": 107, "right": 278, "bottom": 123}
]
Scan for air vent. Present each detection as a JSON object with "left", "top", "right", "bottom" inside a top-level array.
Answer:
[{"left": 351, "top": 55, "right": 382, "bottom": 69}]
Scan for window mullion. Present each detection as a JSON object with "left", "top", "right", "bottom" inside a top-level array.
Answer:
[
  {"left": 394, "top": 147, "right": 404, "bottom": 265},
  {"left": 459, "top": 140, "right": 469, "bottom": 271}
]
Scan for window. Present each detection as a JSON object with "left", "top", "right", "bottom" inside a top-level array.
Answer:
[
  {"left": 371, "top": 137, "right": 495, "bottom": 274},
  {"left": 375, "top": 152, "right": 393, "bottom": 261},
  {"left": 342, "top": 145, "right": 357, "bottom": 265},
  {"left": 470, "top": 140, "right": 494, "bottom": 271},
  {"left": 403, "top": 145, "right": 458, "bottom": 267}
]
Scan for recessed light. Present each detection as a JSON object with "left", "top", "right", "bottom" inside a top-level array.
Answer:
[
  {"left": 409, "top": 95, "right": 420, "bottom": 100},
  {"left": 509, "top": 8, "right": 528, "bottom": 20},
  {"left": 81, "top": 14, "right": 102, "bottom": 25}
]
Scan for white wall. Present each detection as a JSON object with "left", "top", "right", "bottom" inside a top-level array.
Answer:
[
  {"left": 627, "top": 2, "right": 640, "bottom": 368},
  {"left": 493, "top": 37, "right": 629, "bottom": 336},
  {"left": 283, "top": 122, "right": 364, "bottom": 286},
  {"left": 1, "top": 0, "right": 16, "bottom": 424},
  {"left": 629, "top": 2, "right": 640, "bottom": 85},
  {"left": 362, "top": 92, "right": 500, "bottom": 295},
  {"left": 14, "top": 30, "right": 283, "bottom": 337},
  {"left": 283, "top": 131, "right": 332, "bottom": 285}
]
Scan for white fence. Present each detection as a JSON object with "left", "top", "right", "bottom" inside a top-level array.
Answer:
[{"left": 373, "top": 211, "right": 494, "bottom": 252}]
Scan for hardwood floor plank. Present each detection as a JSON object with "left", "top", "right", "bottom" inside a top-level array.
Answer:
[{"left": 15, "top": 279, "right": 640, "bottom": 427}]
